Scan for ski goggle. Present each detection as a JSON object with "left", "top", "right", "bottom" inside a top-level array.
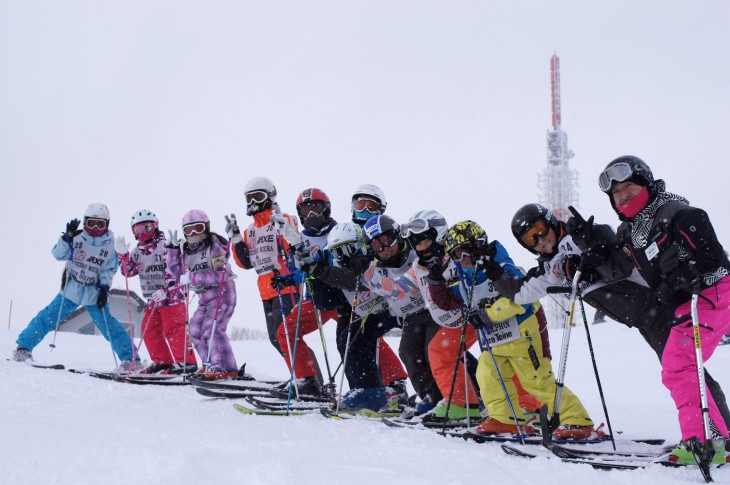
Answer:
[
  {"left": 519, "top": 219, "right": 551, "bottom": 248},
  {"left": 598, "top": 162, "right": 634, "bottom": 192},
  {"left": 353, "top": 198, "right": 380, "bottom": 212},
  {"left": 132, "top": 222, "right": 156, "bottom": 236},
  {"left": 449, "top": 243, "right": 476, "bottom": 262},
  {"left": 330, "top": 243, "right": 359, "bottom": 261},
  {"left": 297, "top": 200, "right": 326, "bottom": 218},
  {"left": 183, "top": 222, "right": 206, "bottom": 236},
  {"left": 84, "top": 218, "right": 108, "bottom": 231},
  {"left": 245, "top": 191, "right": 268, "bottom": 204},
  {"left": 369, "top": 232, "right": 398, "bottom": 253},
  {"left": 400, "top": 217, "right": 447, "bottom": 239}
]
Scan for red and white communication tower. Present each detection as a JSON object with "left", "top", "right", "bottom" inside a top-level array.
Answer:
[
  {"left": 538, "top": 54, "right": 580, "bottom": 327},
  {"left": 538, "top": 54, "right": 579, "bottom": 222}
]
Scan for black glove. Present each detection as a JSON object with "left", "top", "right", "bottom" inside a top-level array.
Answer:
[
  {"left": 62, "top": 218, "right": 82, "bottom": 243},
  {"left": 566, "top": 206, "right": 595, "bottom": 253},
  {"left": 271, "top": 271, "right": 295, "bottom": 291},
  {"left": 481, "top": 257, "right": 504, "bottom": 281},
  {"left": 97, "top": 285, "right": 109, "bottom": 309},
  {"left": 426, "top": 260, "right": 447, "bottom": 283},
  {"left": 665, "top": 263, "right": 701, "bottom": 292}
]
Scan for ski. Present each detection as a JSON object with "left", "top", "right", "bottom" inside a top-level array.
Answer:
[
  {"left": 122, "top": 374, "right": 190, "bottom": 386},
  {"left": 319, "top": 407, "right": 402, "bottom": 420},
  {"left": 232, "top": 403, "right": 315, "bottom": 416},
  {"left": 189, "top": 377, "right": 276, "bottom": 393},
  {"left": 195, "top": 387, "right": 275, "bottom": 399},
  {"left": 501, "top": 444, "right": 648, "bottom": 470},
  {"left": 546, "top": 442, "right": 673, "bottom": 460},
  {"left": 266, "top": 387, "right": 336, "bottom": 403},
  {"left": 7, "top": 359, "right": 65, "bottom": 370},
  {"left": 67, "top": 369, "right": 125, "bottom": 381},
  {"left": 380, "top": 416, "right": 477, "bottom": 431},
  {"left": 244, "top": 396, "right": 331, "bottom": 411}
]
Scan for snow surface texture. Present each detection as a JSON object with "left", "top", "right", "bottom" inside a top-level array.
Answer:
[{"left": 2, "top": 319, "right": 729, "bottom": 485}]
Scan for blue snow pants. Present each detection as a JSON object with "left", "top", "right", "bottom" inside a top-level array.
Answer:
[{"left": 17, "top": 293, "right": 137, "bottom": 361}]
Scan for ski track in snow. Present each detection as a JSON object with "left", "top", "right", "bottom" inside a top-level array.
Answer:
[{"left": 1, "top": 322, "right": 729, "bottom": 485}]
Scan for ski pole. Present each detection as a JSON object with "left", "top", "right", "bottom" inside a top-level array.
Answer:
[
  {"left": 441, "top": 271, "right": 478, "bottom": 435},
  {"left": 99, "top": 305, "right": 120, "bottom": 371},
  {"left": 302, "top": 275, "right": 335, "bottom": 395},
  {"left": 577, "top": 296, "right": 616, "bottom": 450},
  {"left": 286, "top": 289, "right": 306, "bottom": 414},
  {"left": 120, "top": 254, "right": 141, "bottom": 362},
  {"left": 690, "top": 290, "right": 715, "bottom": 483},
  {"left": 272, "top": 268, "right": 300, "bottom": 401},
  {"left": 475, "top": 324, "right": 526, "bottom": 445},
  {"left": 546, "top": 260, "right": 584, "bottom": 438},
  {"left": 205, "top": 270, "right": 228, "bottom": 365},
  {"left": 50, "top": 250, "right": 74, "bottom": 349}
]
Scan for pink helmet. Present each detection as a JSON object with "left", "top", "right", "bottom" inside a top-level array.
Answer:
[{"left": 182, "top": 209, "right": 209, "bottom": 226}]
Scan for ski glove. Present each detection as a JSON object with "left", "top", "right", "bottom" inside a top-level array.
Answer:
[
  {"left": 426, "top": 260, "right": 447, "bottom": 284},
  {"left": 150, "top": 289, "right": 166, "bottom": 303},
  {"left": 657, "top": 262, "right": 700, "bottom": 304},
  {"left": 178, "top": 273, "right": 192, "bottom": 286},
  {"left": 480, "top": 257, "right": 504, "bottom": 281},
  {"left": 271, "top": 214, "right": 302, "bottom": 246},
  {"left": 115, "top": 235, "right": 130, "bottom": 256},
  {"left": 296, "top": 255, "right": 319, "bottom": 274},
  {"left": 566, "top": 206, "right": 595, "bottom": 253},
  {"left": 62, "top": 218, "right": 82, "bottom": 243},
  {"left": 225, "top": 214, "right": 243, "bottom": 244},
  {"left": 166, "top": 230, "right": 180, "bottom": 249},
  {"left": 271, "top": 272, "right": 295, "bottom": 290},
  {"left": 97, "top": 285, "right": 110, "bottom": 309}
]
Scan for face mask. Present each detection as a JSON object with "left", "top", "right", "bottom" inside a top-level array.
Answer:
[
  {"left": 616, "top": 186, "right": 650, "bottom": 218},
  {"left": 354, "top": 208, "right": 378, "bottom": 223}
]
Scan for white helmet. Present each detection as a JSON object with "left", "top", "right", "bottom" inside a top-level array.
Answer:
[
  {"left": 84, "top": 203, "right": 110, "bottom": 221},
  {"left": 130, "top": 209, "right": 158, "bottom": 227},
  {"left": 327, "top": 222, "right": 367, "bottom": 262},
  {"left": 244, "top": 176, "right": 277, "bottom": 215},
  {"left": 401, "top": 210, "right": 449, "bottom": 243},
  {"left": 351, "top": 184, "right": 387, "bottom": 224},
  {"left": 244, "top": 176, "right": 277, "bottom": 198}
]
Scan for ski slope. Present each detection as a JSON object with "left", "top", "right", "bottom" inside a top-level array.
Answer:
[{"left": 2, "top": 317, "right": 729, "bottom": 485}]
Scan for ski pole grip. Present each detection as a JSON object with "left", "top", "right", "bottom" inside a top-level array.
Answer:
[{"left": 546, "top": 286, "right": 572, "bottom": 294}]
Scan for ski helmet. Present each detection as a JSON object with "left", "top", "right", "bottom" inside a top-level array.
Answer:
[
  {"left": 244, "top": 176, "right": 277, "bottom": 215},
  {"left": 326, "top": 222, "right": 367, "bottom": 264},
  {"left": 182, "top": 209, "right": 210, "bottom": 247},
  {"left": 442, "top": 221, "right": 487, "bottom": 261},
  {"left": 130, "top": 209, "right": 159, "bottom": 242},
  {"left": 296, "top": 188, "right": 331, "bottom": 229},
  {"left": 511, "top": 203, "right": 560, "bottom": 254},
  {"left": 363, "top": 215, "right": 405, "bottom": 263},
  {"left": 83, "top": 203, "right": 110, "bottom": 237},
  {"left": 351, "top": 184, "right": 387, "bottom": 225},
  {"left": 401, "top": 210, "right": 449, "bottom": 264},
  {"left": 599, "top": 155, "right": 656, "bottom": 219}
]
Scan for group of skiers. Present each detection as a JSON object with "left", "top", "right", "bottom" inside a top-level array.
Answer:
[{"left": 11, "top": 155, "right": 730, "bottom": 465}]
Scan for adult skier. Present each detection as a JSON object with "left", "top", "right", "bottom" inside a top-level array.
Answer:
[
  {"left": 597, "top": 155, "right": 730, "bottom": 464},
  {"left": 361, "top": 214, "right": 443, "bottom": 414},
  {"left": 166, "top": 210, "right": 238, "bottom": 379},
  {"left": 13, "top": 203, "right": 139, "bottom": 370},
  {"left": 428, "top": 220, "right": 596, "bottom": 439},
  {"left": 115, "top": 209, "right": 197, "bottom": 374}
]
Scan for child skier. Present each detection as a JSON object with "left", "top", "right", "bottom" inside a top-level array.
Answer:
[
  {"left": 114, "top": 209, "right": 197, "bottom": 374},
  {"left": 13, "top": 203, "right": 139, "bottom": 370},
  {"left": 166, "top": 210, "right": 238, "bottom": 379}
]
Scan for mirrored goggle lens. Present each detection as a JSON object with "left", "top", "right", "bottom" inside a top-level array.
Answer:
[
  {"left": 354, "top": 198, "right": 380, "bottom": 212},
  {"left": 598, "top": 162, "right": 633, "bottom": 192},
  {"left": 245, "top": 191, "right": 268, "bottom": 204},
  {"left": 450, "top": 244, "right": 474, "bottom": 262},
  {"left": 369, "top": 233, "right": 397, "bottom": 253},
  {"left": 519, "top": 219, "right": 550, "bottom": 248},
  {"left": 85, "top": 218, "right": 107, "bottom": 230},
  {"left": 400, "top": 217, "right": 446, "bottom": 238},
  {"left": 132, "top": 222, "right": 156, "bottom": 235},
  {"left": 331, "top": 244, "right": 357, "bottom": 261},
  {"left": 298, "top": 200, "right": 325, "bottom": 218},
  {"left": 183, "top": 222, "right": 206, "bottom": 236}
]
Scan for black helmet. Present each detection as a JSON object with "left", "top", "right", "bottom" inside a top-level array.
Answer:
[
  {"left": 599, "top": 155, "right": 656, "bottom": 218},
  {"left": 363, "top": 215, "right": 407, "bottom": 264},
  {"left": 511, "top": 203, "right": 559, "bottom": 255},
  {"left": 599, "top": 155, "right": 655, "bottom": 193}
]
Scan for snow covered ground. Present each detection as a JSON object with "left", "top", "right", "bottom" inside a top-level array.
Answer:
[{"left": 2, "top": 316, "right": 729, "bottom": 485}]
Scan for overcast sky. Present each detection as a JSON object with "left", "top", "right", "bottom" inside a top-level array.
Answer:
[{"left": 1, "top": 1, "right": 729, "bottom": 332}]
